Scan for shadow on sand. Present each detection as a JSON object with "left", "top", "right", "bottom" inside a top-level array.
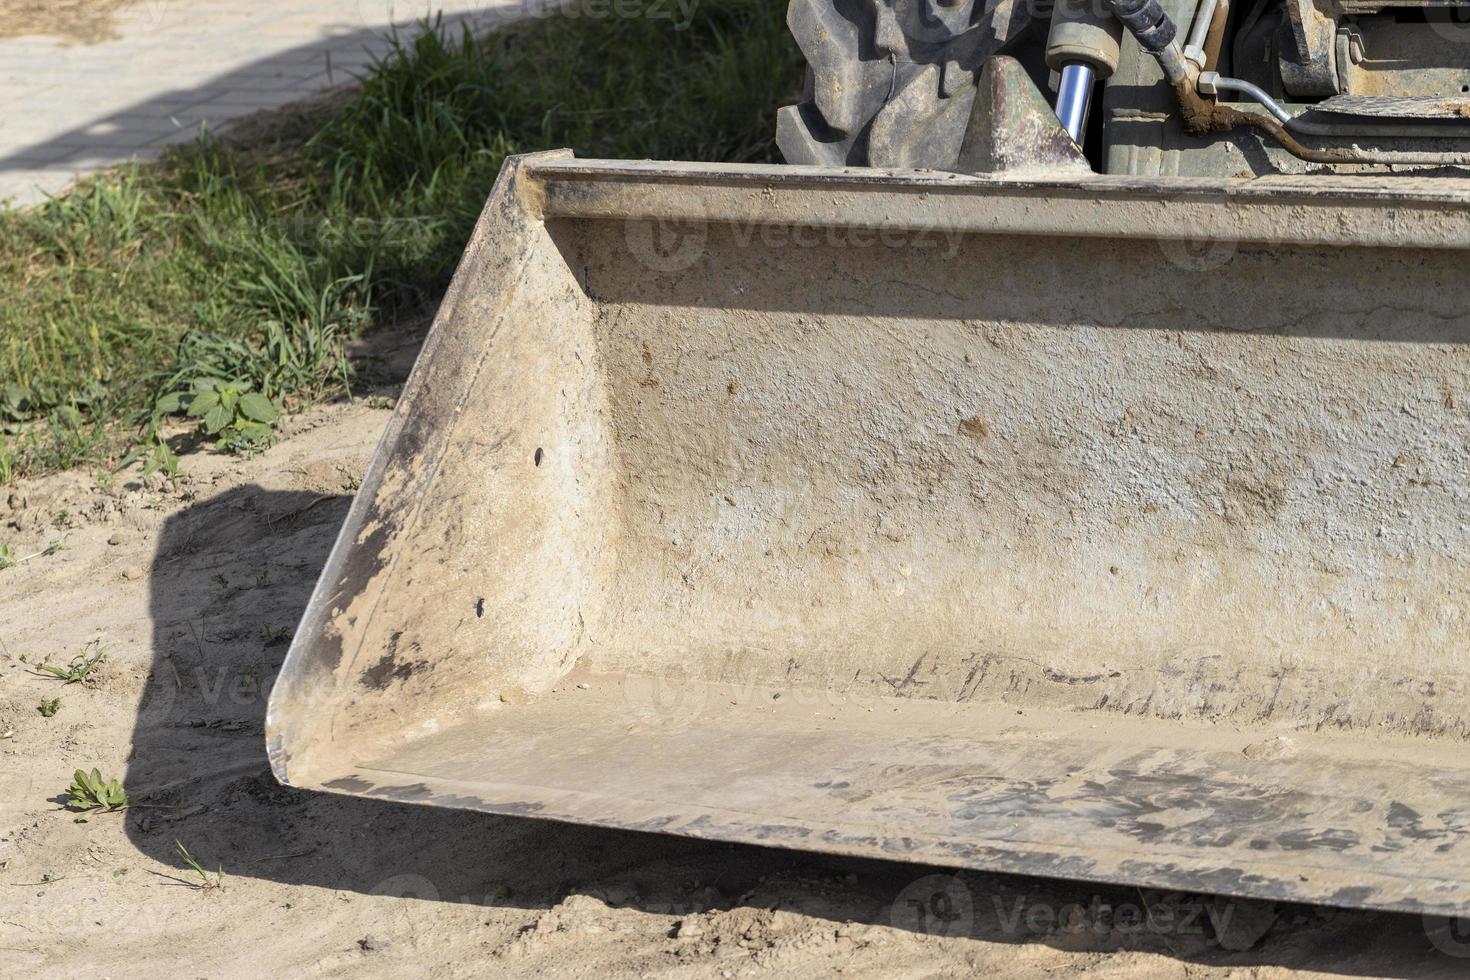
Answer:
[{"left": 107, "top": 478, "right": 1468, "bottom": 973}]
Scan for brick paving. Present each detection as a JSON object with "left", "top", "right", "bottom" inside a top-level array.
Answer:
[{"left": 0, "top": 0, "right": 525, "bottom": 206}]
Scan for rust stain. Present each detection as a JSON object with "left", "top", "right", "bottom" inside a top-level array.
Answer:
[
  {"left": 1171, "top": 80, "right": 1362, "bottom": 165},
  {"left": 959, "top": 415, "right": 990, "bottom": 440}
]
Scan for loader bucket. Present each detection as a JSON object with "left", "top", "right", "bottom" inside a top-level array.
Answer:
[{"left": 267, "top": 150, "right": 1470, "bottom": 916}]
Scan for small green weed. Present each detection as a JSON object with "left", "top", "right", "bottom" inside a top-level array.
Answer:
[
  {"left": 118, "top": 432, "right": 180, "bottom": 478},
  {"left": 175, "top": 840, "right": 225, "bottom": 891},
  {"left": 66, "top": 768, "right": 129, "bottom": 812},
  {"left": 38, "top": 697, "right": 60, "bottom": 717},
  {"left": 32, "top": 640, "right": 106, "bottom": 683},
  {"left": 156, "top": 377, "right": 281, "bottom": 453},
  {"left": 0, "top": 536, "right": 65, "bottom": 573}
]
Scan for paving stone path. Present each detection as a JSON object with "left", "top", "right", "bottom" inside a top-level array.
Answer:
[{"left": 0, "top": 0, "right": 524, "bottom": 206}]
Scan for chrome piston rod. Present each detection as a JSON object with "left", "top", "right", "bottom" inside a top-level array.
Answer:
[{"left": 1054, "top": 62, "right": 1096, "bottom": 143}]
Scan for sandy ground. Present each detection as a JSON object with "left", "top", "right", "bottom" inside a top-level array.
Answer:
[
  {"left": 0, "top": 337, "right": 1467, "bottom": 977},
  {"left": 0, "top": 0, "right": 146, "bottom": 42}
]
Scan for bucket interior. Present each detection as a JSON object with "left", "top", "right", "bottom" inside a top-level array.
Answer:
[{"left": 267, "top": 157, "right": 1470, "bottom": 914}]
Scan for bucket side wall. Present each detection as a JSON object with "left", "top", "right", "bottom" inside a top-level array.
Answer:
[{"left": 268, "top": 155, "right": 621, "bottom": 782}]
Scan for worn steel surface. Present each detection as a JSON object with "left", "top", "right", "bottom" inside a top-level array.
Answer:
[
  {"left": 321, "top": 684, "right": 1470, "bottom": 914},
  {"left": 956, "top": 56, "right": 1091, "bottom": 174},
  {"left": 1317, "top": 94, "right": 1470, "bottom": 119},
  {"left": 268, "top": 151, "right": 1470, "bottom": 914}
]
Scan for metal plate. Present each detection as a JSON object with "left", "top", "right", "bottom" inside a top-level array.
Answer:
[
  {"left": 268, "top": 152, "right": 1470, "bottom": 917},
  {"left": 328, "top": 681, "right": 1470, "bottom": 916},
  {"left": 1316, "top": 94, "right": 1470, "bottom": 119}
]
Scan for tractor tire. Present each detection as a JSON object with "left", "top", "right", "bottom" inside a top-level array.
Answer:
[{"left": 776, "top": 0, "right": 1032, "bottom": 169}]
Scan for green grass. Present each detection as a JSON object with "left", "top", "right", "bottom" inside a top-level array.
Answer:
[{"left": 0, "top": 0, "right": 801, "bottom": 480}]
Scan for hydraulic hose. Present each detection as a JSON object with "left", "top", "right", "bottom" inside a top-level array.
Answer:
[
  {"left": 1099, "top": 0, "right": 1456, "bottom": 165},
  {"left": 1107, "top": 0, "right": 1178, "bottom": 59}
]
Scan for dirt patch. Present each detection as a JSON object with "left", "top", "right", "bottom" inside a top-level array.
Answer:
[
  {"left": 0, "top": 383, "right": 1465, "bottom": 975},
  {"left": 0, "top": 0, "right": 149, "bottom": 43}
]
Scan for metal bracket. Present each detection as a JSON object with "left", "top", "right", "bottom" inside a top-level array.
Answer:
[{"left": 1278, "top": 0, "right": 1339, "bottom": 97}]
